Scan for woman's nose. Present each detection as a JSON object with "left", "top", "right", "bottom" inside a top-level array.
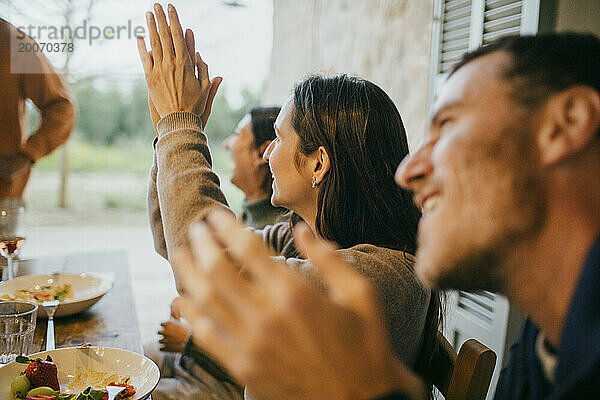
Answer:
[{"left": 263, "top": 140, "right": 275, "bottom": 162}]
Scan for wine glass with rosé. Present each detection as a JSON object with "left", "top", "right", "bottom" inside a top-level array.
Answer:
[{"left": 0, "top": 201, "right": 25, "bottom": 280}]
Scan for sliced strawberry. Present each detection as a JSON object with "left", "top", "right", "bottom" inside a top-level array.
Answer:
[
  {"left": 23, "top": 359, "right": 60, "bottom": 391},
  {"left": 26, "top": 395, "right": 57, "bottom": 400}
]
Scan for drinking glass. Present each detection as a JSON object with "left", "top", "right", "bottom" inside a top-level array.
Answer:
[
  {"left": 0, "top": 300, "right": 38, "bottom": 364},
  {"left": 0, "top": 200, "right": 26, "bottom": 280}
]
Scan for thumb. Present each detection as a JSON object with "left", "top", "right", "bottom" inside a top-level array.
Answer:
[{"left": 200, "top": 76, "right": 223, "bottom": 129}]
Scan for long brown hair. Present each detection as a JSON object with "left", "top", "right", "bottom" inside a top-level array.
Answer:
[
  {"left": 291, "top": 74, "right": 421, "bottom": 253},
  {"left": 290, "top": 75, "right": 441, "bottom": 390}
]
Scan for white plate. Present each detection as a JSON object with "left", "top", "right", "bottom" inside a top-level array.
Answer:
[
  {"left": 0, "top": 273, "right": 114, "bottom": 317},
  {"left": 0, "top": 346, "right": 160, "bottom": 400}
]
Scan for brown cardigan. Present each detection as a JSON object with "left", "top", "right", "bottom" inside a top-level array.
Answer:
[{"left": 0, "top": 18, "right": 75, "bottom": 197}]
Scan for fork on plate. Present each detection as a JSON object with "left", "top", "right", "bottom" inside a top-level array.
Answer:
[
  {"left": 106, "top": 385, "right": 126, "bottom": 400},
  {"left": 41, "top": 300, "right": 59, "bottom": 351}
]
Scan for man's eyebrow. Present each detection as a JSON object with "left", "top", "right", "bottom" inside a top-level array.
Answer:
[{"left": 430, "top": 100, "right": 463, "bottom": 124}]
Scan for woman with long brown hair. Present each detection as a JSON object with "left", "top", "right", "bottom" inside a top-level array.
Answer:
[{"left": 139, "top": 5, "right": 439, "bottom": 398}]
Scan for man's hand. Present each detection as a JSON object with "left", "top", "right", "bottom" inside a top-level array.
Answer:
[
  {"left": 138, "top": 4, "right": 221, "bottom": 122},
  {"left": 158, "top": 319, "right": 191, "bottom": 353},
  {"left": 0, "top": 152, "right": 33, "bottom": 183},
  {"left": 172, "top": 208, "right": 427, "bottom": 400}
]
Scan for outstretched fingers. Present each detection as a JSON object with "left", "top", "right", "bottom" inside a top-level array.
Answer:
[
  {"left": 172, "top": 247, "right": 247, "bottom": 336},
  {"left": 185, "top": 29, "right": 195, "bottom": 64},
  {"left": 294, "top": 223, "right": 379, "bottom": 318},
  {"left": 145, "top": 11, "right": 162, "bottom": 63},
  {"left": 205, "top": 209, "right": 291, "bottom": 292},
  {"left": 166, "top": 4, "right": 187, "bottom": 59},
  {"left": 153, "top": 4, "right": 174, "bottom": 60},
  {"left": 136, "top": 35, "right": 152, "bottom": 75},
  {"left": 178, "top": 296, "right": 242, "bottom": 366},
  {"left": 187, "top": 220, "right": 265, "bottom": 318},
  {"left": 200, "top": 76, "right": 222, "bottom": 128}
]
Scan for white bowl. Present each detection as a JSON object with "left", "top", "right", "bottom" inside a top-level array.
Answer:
[
  {"left": 0, "top": 346, "right": 160, "bottom": 400},
  {"left": 0, "top": 273, "right": 114, "bottom": 317}
]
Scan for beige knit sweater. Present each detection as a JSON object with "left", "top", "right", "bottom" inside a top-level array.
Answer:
[{"left": 148, "top": 111, "right": 430, "bottom": 366}]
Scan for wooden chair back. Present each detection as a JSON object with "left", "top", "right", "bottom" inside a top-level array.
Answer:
[{"left": 430, "top": 333, "right": 497, "bottom": 400}]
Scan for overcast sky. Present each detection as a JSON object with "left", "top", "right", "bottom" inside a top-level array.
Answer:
[{"left": 3, "top": 0, "right": 273, "bottom": 103}]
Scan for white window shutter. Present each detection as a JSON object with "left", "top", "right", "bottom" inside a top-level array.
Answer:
[
  {"left": 439, "top": 0, "right": 472, "bottom": 74},
  {"left": 483, "top": 0, "right": 524, "bottom": 43},
  {"left": 428, "top": 0, "right": 540, "bottom": 112},
  {"left": 428, "top": 0, "right": 473, "bottom": 114}
]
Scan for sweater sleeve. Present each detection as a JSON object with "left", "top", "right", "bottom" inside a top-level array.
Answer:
[
  {"left": 18, "top": 31, "right": 75, "bottom": 161},
  {"left": 148, "top": 142, "right": 168, "bottom": 259},
  {"left": 151, "top": 112, "right": 231, "bottom": 260},
  {"left": 150, "top": 112, "right": 297, "bottom": 261}
]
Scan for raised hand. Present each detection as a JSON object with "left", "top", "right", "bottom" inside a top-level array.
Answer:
[
  {"left": 138, "top": 4, "right": 221, "bottom": 127},
  {"left": 172, "top": 208, "right": 427, "bottom": 400}
]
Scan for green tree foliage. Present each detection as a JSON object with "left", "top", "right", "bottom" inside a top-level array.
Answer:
[
  {"left": 205, "top": 86, "right": 261, "bottom": 144},
  {"left": 70, "top": 80, "right": 261, "bottom": 146}
]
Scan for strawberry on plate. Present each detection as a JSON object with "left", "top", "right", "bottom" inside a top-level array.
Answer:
[
  {"left": 26, "top": 395, "right": 57, "bottom": 400},
  {"left": 16, "top": 355, "right": 60, "bottom": 391}
]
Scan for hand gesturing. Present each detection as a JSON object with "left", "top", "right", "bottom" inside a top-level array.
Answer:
[
  {"left": 138, "top": 4, "right": 221, "bottom": 128},
  {"left": 172, "top": 209, "right": 427, "bottom": 400}
]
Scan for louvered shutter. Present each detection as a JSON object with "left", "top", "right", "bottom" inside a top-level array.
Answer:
[
  {"left": 438, "top": 0, "right": 472, "bottom": 74},
  {"left": 428, "top": 0, "right": 539, "bottom": 112},
  {"left": 483, "top": 0, "right": 523, "bottom": 43},
  {"left": 427, "top": 1, "right": 540, "bottom": 399}
]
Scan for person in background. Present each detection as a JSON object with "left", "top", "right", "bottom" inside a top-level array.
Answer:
[
  {"left": 224, "top": 107, "right": 286, "bottom": 229},
  {"left": 172, "top": 32, "right": 600, "bottom": 400},
  {"left": 0, "top": 18, "right": 75, "bottom": 202}
]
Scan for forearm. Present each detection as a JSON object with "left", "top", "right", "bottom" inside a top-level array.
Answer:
[
  {"left": 20, "top": 38, "right": 75, "bottom": 161},
  {"left": 148, "top": 147, "right": 168, "bottom": 259},
  {"left": 22, "top": 95, "right": 75, "bottom": 161},
  {"left": 153, "top": 111, "right": 232, "bottom": 259}
]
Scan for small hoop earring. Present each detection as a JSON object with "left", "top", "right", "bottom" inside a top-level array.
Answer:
[{"left": 311, "top": 176, "right": 317, "bottom": 188}]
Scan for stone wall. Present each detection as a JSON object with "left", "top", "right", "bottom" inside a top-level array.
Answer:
[{"left": 263, "top": 0, "right": 434, "bottom": 149}]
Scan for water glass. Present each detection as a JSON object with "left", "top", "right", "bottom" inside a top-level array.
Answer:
[{"left": 0, "top": 300, "right": 38, "bottom": 364}]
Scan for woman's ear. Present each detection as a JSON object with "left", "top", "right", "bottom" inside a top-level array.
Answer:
[
  {"left": 254, "top": 141, "right": 272, "bottom": 167},
  {"left": 313, "top": 146, "right": 331, "bottom": 185},
  {"left": 537, "top": 86, "right": 600, "bottom": 166}
]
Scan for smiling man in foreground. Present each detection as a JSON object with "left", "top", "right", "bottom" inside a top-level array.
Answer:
[{"left": 171, "top": 32, "right": 599, "bottom": 400}]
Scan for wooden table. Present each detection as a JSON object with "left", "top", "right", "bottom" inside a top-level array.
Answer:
[{"left": 16, "top": 251, "right": 144, "bottom": 354}]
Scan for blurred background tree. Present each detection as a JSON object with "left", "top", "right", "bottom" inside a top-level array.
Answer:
[{"left": 2, "top": 0, "right": 271, "bottom": 223}]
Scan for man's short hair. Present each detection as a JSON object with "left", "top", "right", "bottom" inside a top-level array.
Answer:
[{"left": 450, "top": 33, "right": 600, "bottom": 116}]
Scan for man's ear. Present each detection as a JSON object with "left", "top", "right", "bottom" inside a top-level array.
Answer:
[
  {"left": 254, "top": 141, "right": 271, "bottom": 167},
  {"left": 537, "top": 86, "right": 600, "bottom": 166},
  {"left": 312, "top": 146, "right": 331, "bottom": 185}
]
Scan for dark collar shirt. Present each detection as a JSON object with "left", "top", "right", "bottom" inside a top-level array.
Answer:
[{"left": 495, "top": 235, "right": 600, "bottom": 400}]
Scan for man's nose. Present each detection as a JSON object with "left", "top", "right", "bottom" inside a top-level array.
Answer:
[
  {"left": 395, "top": 142, "right": 433, "bottom": 190},
  {"left": 223, "top": 135, "right": 232, "bottom": 150}
]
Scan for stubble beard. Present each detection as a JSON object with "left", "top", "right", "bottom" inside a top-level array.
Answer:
[{"left": 415, "top": 123, "right": 547, "bottom": 293}]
